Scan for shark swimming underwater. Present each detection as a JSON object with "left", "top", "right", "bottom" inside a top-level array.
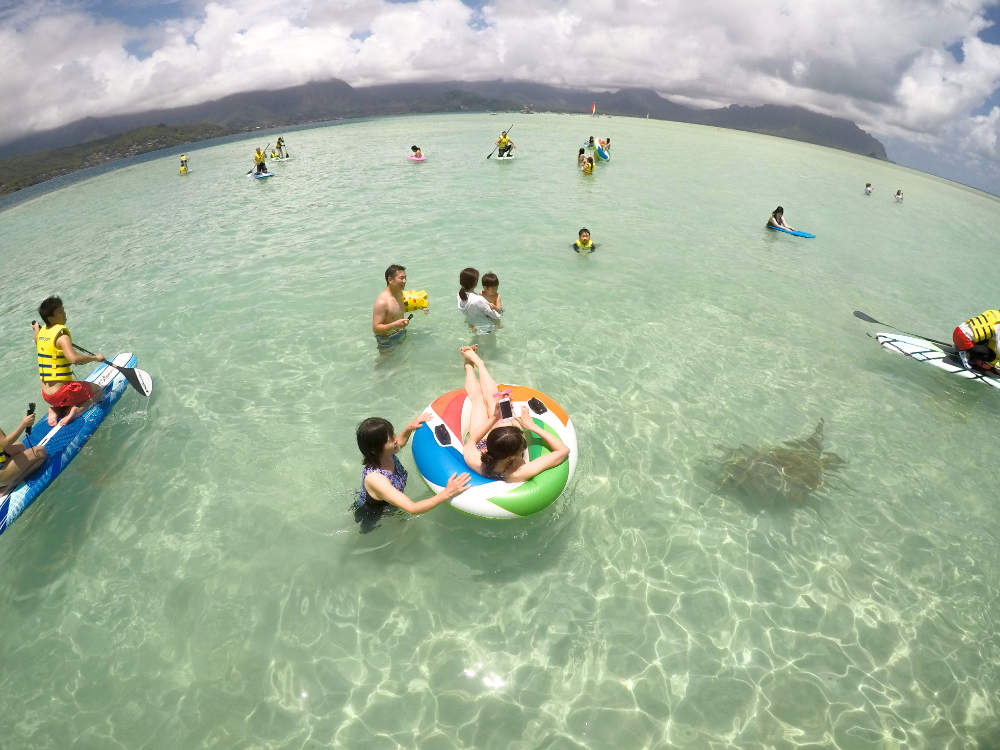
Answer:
[{"left": 717, "top": 419, "right": 845, "bottom": 504}]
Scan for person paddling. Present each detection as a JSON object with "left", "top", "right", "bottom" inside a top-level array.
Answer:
[
  {"left": 253, "top": 147, "right": 267, "bottom": 174},
  {"left": 32, "top": 296, "right": 105, "bottom": 426},
  {"left": 276, "top": 137, "right": 286, "bottom": 158},
  {"left": 495, "top": 131, "right": 515, "bottom": 157},
  {"left": 953, "top": 310, "right": 1000, "bottom": 373}
]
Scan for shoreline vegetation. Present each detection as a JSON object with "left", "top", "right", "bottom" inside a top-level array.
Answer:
[{"left": 0, "top": 78, "right": 889, "bottom": 197}]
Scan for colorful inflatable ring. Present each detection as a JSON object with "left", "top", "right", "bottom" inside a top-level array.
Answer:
[
  {"left": 411, "top": 385, "right": 578, "bottom": 519},
  {"left": 595, "top": 145, "right": 610, "bottom": 161}
]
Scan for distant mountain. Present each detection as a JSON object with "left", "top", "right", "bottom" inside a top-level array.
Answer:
[{"left": 0, "top": 78, "right": 887, "bottom": 194}]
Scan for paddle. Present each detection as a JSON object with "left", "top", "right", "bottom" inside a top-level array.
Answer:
[
  {"left": 853, "top": 310, "right": 956, "bottom": 351},
  {"left": 76, "top": 345, "right": 153, "bottom": 398},
  {"left": 486, "top": 124, "right": 514, "bottom": 159},
  {"left": 247, "top": 143, "right": 271, "bottom": 175}
]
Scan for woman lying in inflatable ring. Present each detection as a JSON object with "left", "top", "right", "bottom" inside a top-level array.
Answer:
[{"left": 459, "top": 346, "right": 570, "bottom": 482}]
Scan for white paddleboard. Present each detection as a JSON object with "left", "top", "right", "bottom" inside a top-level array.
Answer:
[{"left": 876, "top": 332, "right": 1000, "bottom": 390}]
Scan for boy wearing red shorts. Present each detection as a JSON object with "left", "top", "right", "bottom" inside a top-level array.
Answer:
[{"left": 33, "top": 296, "right": 106, "bottom": 426}]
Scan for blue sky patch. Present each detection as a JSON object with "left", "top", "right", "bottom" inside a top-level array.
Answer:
[
  {"left": 90, "top": 0, "right": 188, "bottom": 27},
  {"left": 351, "top": 29, "right": 372, "bottom": 41}
]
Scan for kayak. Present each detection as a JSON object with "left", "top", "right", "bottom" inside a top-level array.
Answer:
[
  {"left": 767, "top": 225, "right": 815, "bottom": 238},
  {"left": 0, "top": 353, "right": 145, "bottom": 538},
  {"left": 875, "top": 332, "right": 1000, "bottom": 390}
]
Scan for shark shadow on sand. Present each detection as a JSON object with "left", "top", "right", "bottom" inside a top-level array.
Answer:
[{"left": 715, "top": 419, "right": 846, "bottom": 508}]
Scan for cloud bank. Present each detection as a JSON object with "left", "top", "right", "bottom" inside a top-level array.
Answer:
[{"left": 4, "top": 0, "right": 1000, "bottom": 189}]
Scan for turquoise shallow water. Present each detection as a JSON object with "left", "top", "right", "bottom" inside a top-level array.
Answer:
[{"left": 1, "top": 113, "right": 999, "bottom": 748}]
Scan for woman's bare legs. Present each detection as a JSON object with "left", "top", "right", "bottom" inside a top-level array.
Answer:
[
  {"left": 461, "top": 347, "right": 490, "bottom": 436},
  {"left": 0, "top": 445, "right": 47, "bottom": 492},
  {"left": 464, "top": 347, "right": 499, "bottom": 414}
]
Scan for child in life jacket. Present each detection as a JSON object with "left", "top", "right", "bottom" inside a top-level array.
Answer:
[
  {"left": 32, "top": 296, "right": 106, "bottom": 426},
  {"left": 953, "top": 310, "right": 1000, "bottom": 373}
]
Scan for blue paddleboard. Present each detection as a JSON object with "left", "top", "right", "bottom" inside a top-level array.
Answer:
[
  {"left": 251, "top": 171, "right": 274, "bottom": 179},
  {"left": 767, "top": 225, "right": 815, "bottom": 238},
  {"left": 0, "top": 352, "right": 141, "bottom": 538}
]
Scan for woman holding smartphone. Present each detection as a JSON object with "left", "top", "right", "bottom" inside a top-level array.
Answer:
[{"left": 459, "top": 346, "right": 569, "bottom": 481}]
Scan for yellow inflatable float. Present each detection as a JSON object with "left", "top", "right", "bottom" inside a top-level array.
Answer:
[{"left": 403, "top": 290, "right": 428, "bottom": 312}]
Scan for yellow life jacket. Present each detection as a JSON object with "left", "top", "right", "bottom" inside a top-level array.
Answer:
[
  {"left": 270, "top": 151, "right": 277, "bottom": 158},
  {"left": 37, "top": 324, "right": 73, "bottom": 383},
  {"left": 582, "top": 162, "right": 593, "bottom": 174},
  {"left": 498, "top": 136, "right": 509, "bottom": 148},
  {"left": 966, "top": 310, "right": 1000, "bottom": 343},
  {"left": 574, "top": 239, "right": 593, "bottom": 250},
  {"left": 966, "top": 310, "right": 1000, "bottom": 364},
  {"left": 254, "top": 151, "right": 266, "bottom": 165}
]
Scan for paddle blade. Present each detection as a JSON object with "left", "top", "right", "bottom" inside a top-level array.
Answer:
[
  {"left": 116, "top": 365, "right": 153, "bottom": 397},
  {"left": 853, "top": 310, "right": 879, "bottom": 324}
]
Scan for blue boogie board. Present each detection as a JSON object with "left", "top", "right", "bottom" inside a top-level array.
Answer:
[
  {"left": 0, "top": 353, "right": 141, "bottom": 538},
  {"left": 768, "top": 225, "right": 815, "bottom": 238}
]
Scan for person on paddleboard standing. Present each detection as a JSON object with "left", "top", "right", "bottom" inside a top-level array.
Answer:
[
  {"left": 953, "top": 310, "right": 1000, "bottom": 373},
  {"left": 495, "top": 131, "right": 515, "bottom": 157},
  {"left": 32, "top": 296, "right": 106, "bottom": 427},
  {"left": 253, "top": 147, "right": 267, "bottom": 174}
]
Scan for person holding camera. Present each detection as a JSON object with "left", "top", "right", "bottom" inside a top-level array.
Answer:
[
  {"left": 0, "top": 408, "right": 46, "bottom": 492},
  {"left": 458, "top": 346, "right": 568, "bottom": 482}
]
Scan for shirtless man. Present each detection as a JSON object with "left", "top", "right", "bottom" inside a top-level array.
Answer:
[{"left": 372, "top": 264, "right": 411, "bottom": 351}]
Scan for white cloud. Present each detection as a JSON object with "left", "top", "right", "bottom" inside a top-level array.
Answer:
[{"left": 3, "top": 0, "right": 1000, "bottom": 188}]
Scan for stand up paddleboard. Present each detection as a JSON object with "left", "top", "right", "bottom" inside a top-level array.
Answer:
[
  {"left": 0, "top": 353, "right": 146, "bottom": 538},
  {"left": 251, "top": 171, "right": 274, "bottom": 179},
  {"left": 767, "top": 225, "right": 815, "bottom": 238},
  {"left": 875, "top": 333, "right": 1000, "bottom": 390},
  {"left": 496, "top": 153, "right": 515, "bottom": 160}
]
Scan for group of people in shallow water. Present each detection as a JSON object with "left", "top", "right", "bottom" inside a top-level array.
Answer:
[
  {"left": 353, "top": 345, "right": 570, "bottom": 532},
  {"left": 577, "top": 136, "right": 611, "bottom": 174}
]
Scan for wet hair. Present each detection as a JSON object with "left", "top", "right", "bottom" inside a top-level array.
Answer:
[
  {"left": 38, "top": 296, "right": 63, "bottom": 326},
  {"left": 357, "top": 417, "right": 394, "bottom": 468},
  {"left": 773, "top": 206, "right": 784, "bottom": 216},
  {"left": 578, "top": 227, "right": 590, "bottom": 237},
  {"left": 458, "top": 267, "right": 479, "bottom": 301},
  {"left": 587, "top": 157, "right": 594, "bottom": 164},
  {"left": 578, "top": 147, "right": 585, "bottom": 155},
  {"left": 481, "top": 272, "right": 499, "bottom": 289},
  {"left": 480, "top": 426, "right": 527, "bottom": 477},
  {"left": 384, "top": 264, "right": 406, "bottom": 283},
  {"left": 411, "top": 145, "right": 420, "bottom": 152}
]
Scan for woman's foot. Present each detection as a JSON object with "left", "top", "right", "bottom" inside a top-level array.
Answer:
[{"left": 460, "top": 345, "right": 480, "bottom": 364}]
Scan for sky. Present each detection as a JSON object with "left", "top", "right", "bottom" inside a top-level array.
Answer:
[{"left": 4, "top": 0, "right": 1000, "bottom": 194}]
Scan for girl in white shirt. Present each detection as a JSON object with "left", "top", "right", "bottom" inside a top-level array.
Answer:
[{"left": 457, "top": 267, "right": 502, "bottom": 334}]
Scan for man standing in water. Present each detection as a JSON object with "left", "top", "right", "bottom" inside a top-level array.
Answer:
[{"left": 372, "top": 265, "right": 411, "bottom": 351}]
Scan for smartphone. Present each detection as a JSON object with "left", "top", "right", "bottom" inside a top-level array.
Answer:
[
  {"left": 25, "top": 402, "right": 36, "bottom": 436},
  {"left": 407, "top": 313, "right": 413, "bottom": 320},
  {"left": 498, "top": 397, "right": 513, "bottom": 420}
]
